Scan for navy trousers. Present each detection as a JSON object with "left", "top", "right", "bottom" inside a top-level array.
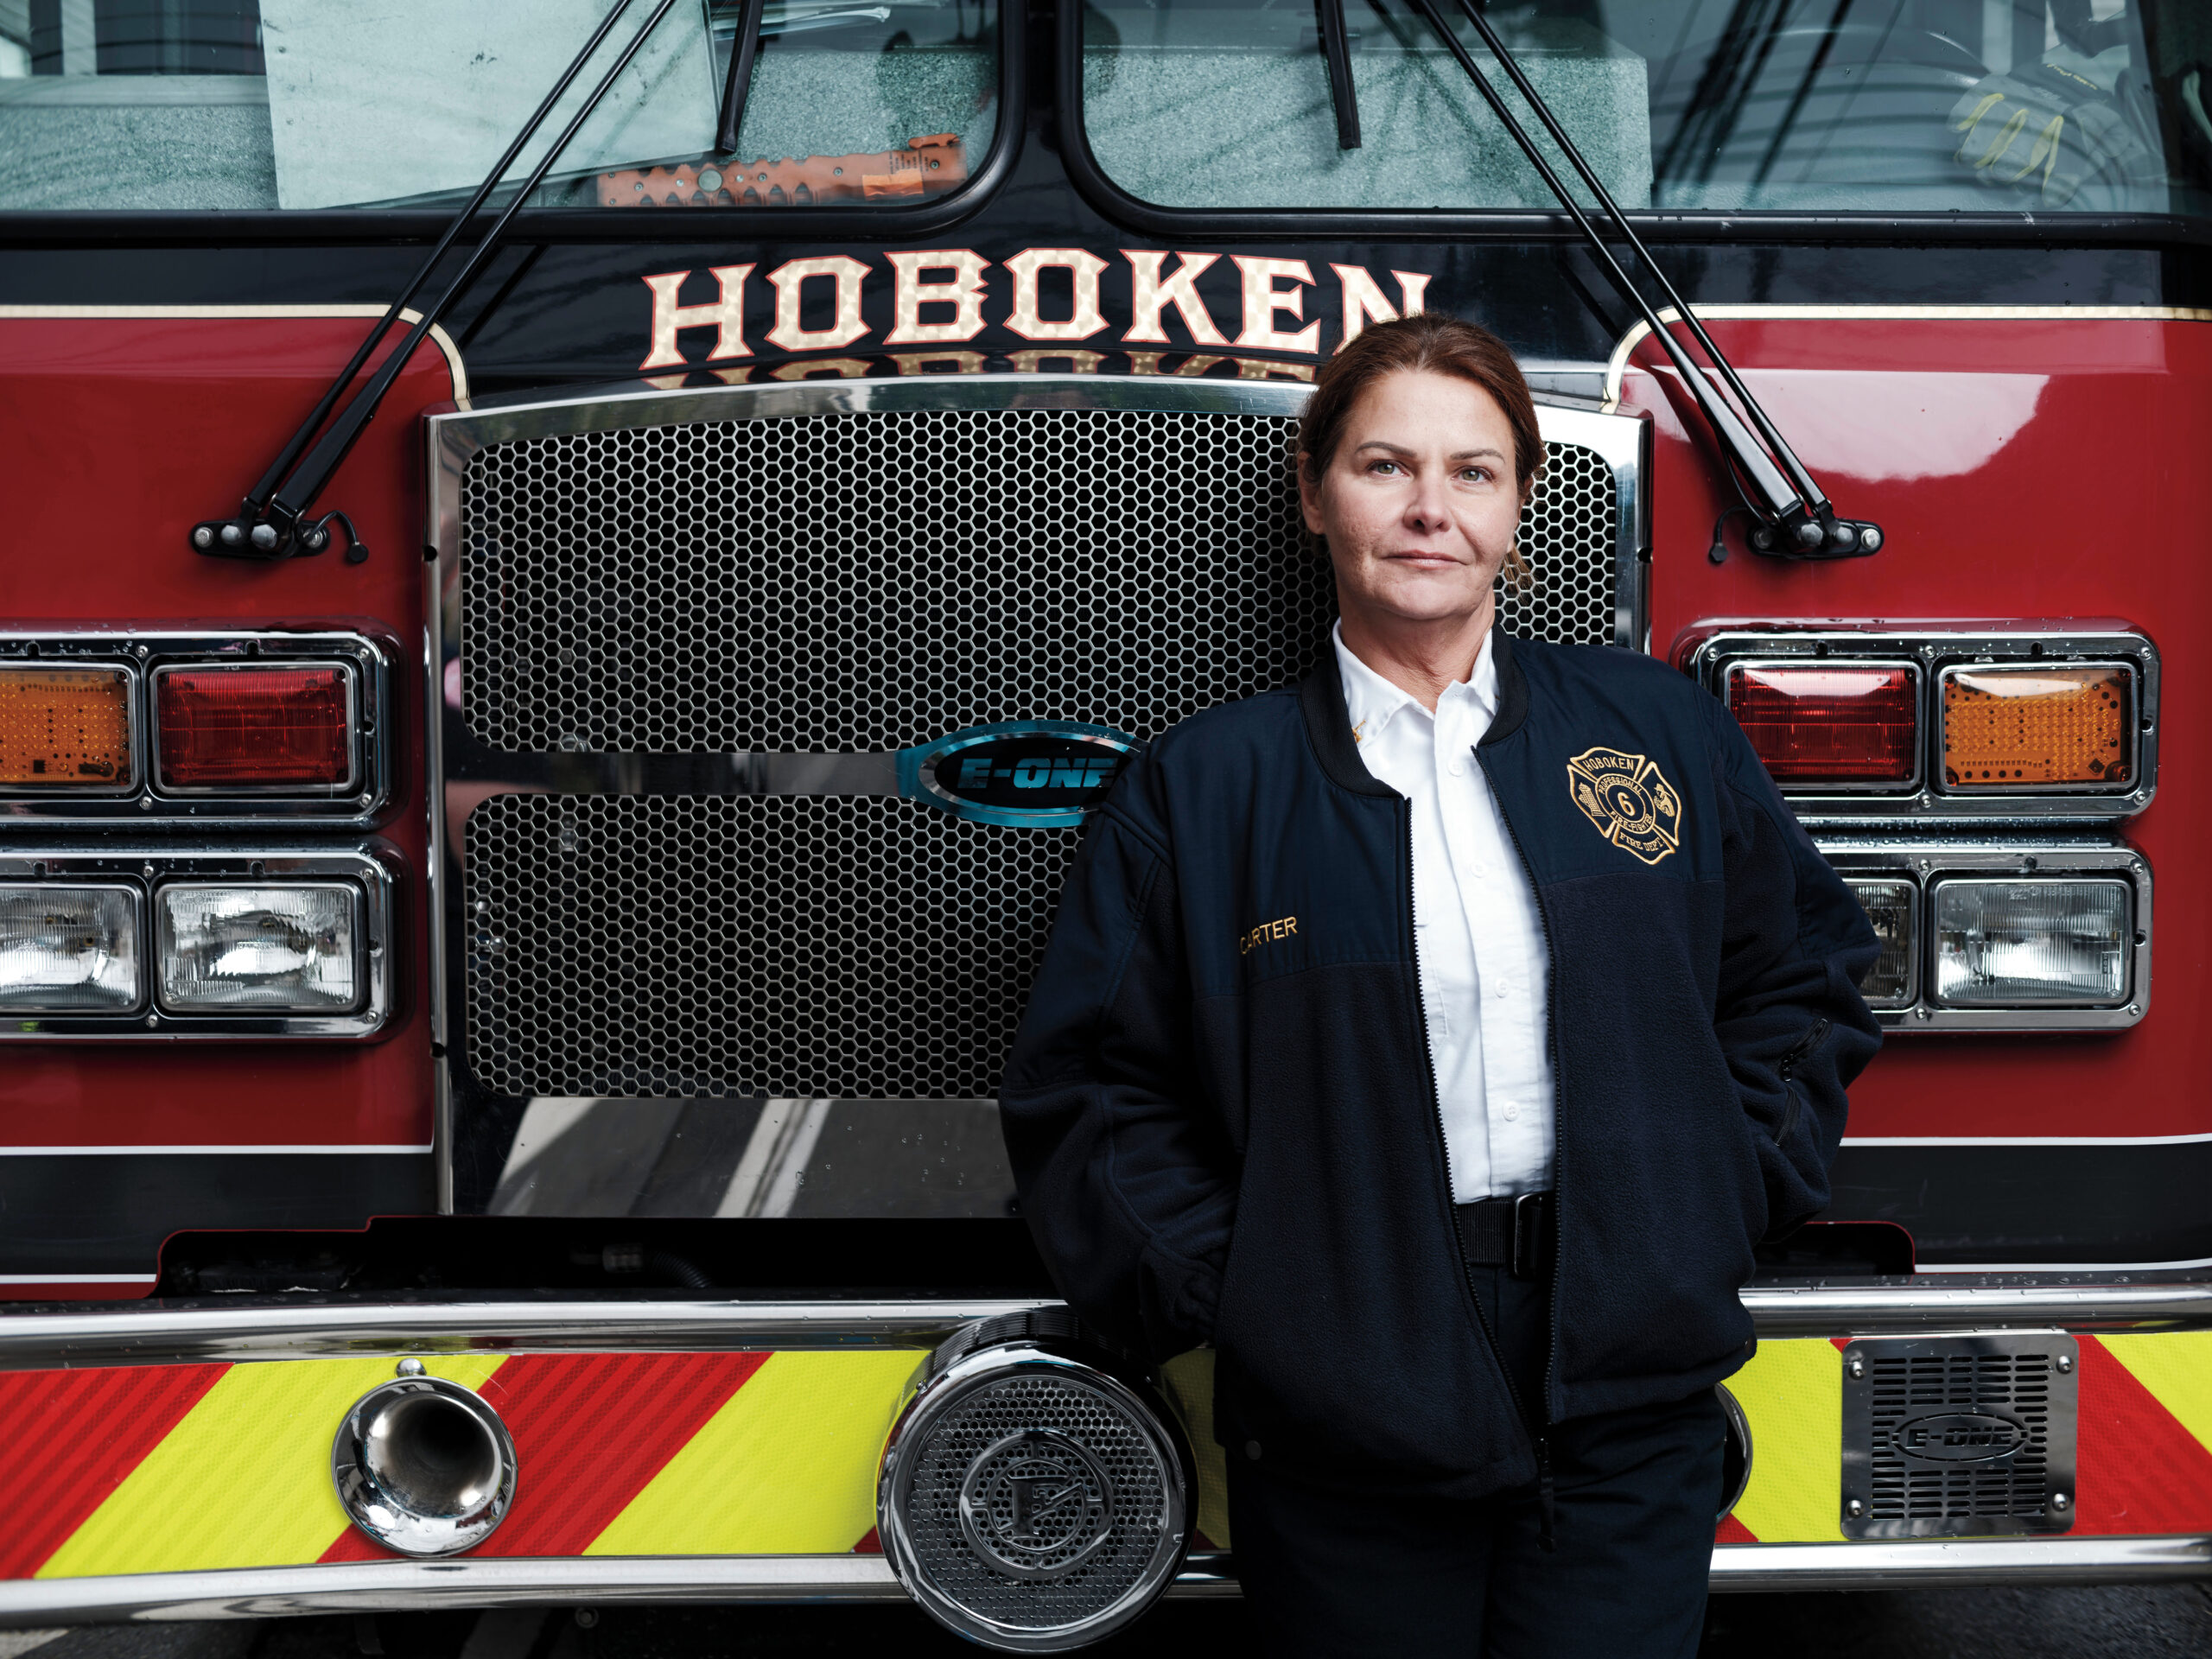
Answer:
[{"left": 1225, "top": 1263, "right": 1728, "bottom": 1658}]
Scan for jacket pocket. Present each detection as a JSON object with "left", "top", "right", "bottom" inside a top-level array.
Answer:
[{"left": 1774, "top": 1017, "right": 1831, "bottom": 1146}]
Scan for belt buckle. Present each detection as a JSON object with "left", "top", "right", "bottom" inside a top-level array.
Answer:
[{"left": 1510, "top": 1192, "right": 1547, "bottom": 1281}]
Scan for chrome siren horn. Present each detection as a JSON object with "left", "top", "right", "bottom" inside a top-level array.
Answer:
[
  {"left": 878, "top": 1309, "right": 1192, "bottom": 1653},
  {"left": 332, "top": 1369, "right": 518, "bottom": 1556}
]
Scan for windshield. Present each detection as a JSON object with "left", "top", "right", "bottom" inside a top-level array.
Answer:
[
  {"left": 0, "top": 0, "right": 998, "bottom": 211},
  {"left": 1082, "top": 0, "right": 2212, "bottom": 216}
]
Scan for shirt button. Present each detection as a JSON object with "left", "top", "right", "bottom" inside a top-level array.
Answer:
[
  {"left": 1503, "top": 1103, "right": 1521, "bottom": 1122},
  {"left": 1446, "top": 757, "right": 1466, "bottom": 776}
]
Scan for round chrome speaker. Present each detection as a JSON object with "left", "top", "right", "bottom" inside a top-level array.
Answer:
[
  {"left": 878, "top": 1320, "right": 1191, "bottom": 1652},
  {"left": 331, "top": 1374, "right": 517, "bottom": 1556}
]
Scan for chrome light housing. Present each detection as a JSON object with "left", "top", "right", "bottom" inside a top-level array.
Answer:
[
  {"left": 332, "top": 1374, "right": 517, "bottom": 1557},
  {"left": 1821, "top": 841, "right": 2148, "bottom": 1032},
  {"left": 878, "top": 1313, "right": 1191, "bottom": 1652}
]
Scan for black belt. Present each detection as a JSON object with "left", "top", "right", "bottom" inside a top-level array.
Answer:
[{"left": 1454, "top": 1192, "right": 1554, "bottom": 1281}]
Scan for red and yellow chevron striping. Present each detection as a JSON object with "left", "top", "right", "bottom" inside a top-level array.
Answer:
[
  {"left": 11, "top": 1349, "right": 922, "bottom": 1580},
  {"left": 0, "top": 1363, "right": 226, "bottom": 1579},
  {"left": 5, "top": 1332, "right": 2207, "bottom": 1577},
  {"left": 1166, "top": 1333, "right": 2212, "bottom": 1551}
]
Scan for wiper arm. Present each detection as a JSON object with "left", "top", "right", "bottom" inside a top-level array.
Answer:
[
  {"left": 1406, "top": 0, "right": 1881, "bottom": 559},
  {"left": 192, "top": 0, "right": 686, "bottom": 563},
  {"left": 715, "top": 0, "right": 770, "bottom": 154},
  {"left": 1317, "top": 0, "right": 1362, "bottom": 149}
]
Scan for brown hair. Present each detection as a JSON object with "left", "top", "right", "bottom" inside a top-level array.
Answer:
[{"left": 1298, "top": 313, "right": 1543, "bottom": 586}]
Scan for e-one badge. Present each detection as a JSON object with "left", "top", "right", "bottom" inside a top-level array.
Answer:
[{"left": 1567, "top": 747, "right": 1682, "bottom": 866}]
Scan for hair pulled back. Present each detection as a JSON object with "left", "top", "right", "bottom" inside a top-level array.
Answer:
[{"left": 1298, "top": 313, "right": 1543, "bottom": 585}]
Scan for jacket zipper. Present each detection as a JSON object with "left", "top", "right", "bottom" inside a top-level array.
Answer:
[
  {"left": 1774, "top": 1016, "right": 1830, "bottom": 1145},
  {"left": 1472, "top": 746, "right": 1563, "bottom": 1549},
  {"left": 1397, "top": 792, "right": 1548, "bottom": 1524}
]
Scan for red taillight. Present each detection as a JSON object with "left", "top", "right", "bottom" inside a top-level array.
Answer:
[
  {"left": 156, "top": 665, "right": 353, "bottom": 789},
  {"left": 1726, "top": 664, "right": 1917, "bottom": 784}
]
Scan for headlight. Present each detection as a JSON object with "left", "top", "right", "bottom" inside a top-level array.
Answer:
[
  {"left": 1933, "top": 879, "right": 2131, "bottom": 1007},
  {"left": 1847, "top": 879, "right": 1917, "bottom": 1008},
  {"left": 0, "top": 884, "right": 142, "bottom": 1012},
  {"left": 155, "top": 882, "right": 362, "bottom": 1013}
]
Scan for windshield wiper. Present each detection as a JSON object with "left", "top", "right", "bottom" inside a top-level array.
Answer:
[
  {"left": 192, "top": 0, "right": 685, "bottom": 564},
  {"left": 1405, "top": 0, "right": 1880, "bottom": 560},
  {"left": 715, "top": 0, "right": 770, "bottom": 152},
  {"left": 1317, "top": 0, "right": 1362, "bottom": 149}
]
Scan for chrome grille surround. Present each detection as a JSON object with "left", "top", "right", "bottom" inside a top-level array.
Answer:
[
  {"left": 428, "top": 376, "right": 1646, "bottom": 1188},
  {"left": 1840, "top": 1334, "right": 2079, "bottom": 1539},
  {"left": 878, "top": 1335, "right": 1190, "bottom": 1651}
]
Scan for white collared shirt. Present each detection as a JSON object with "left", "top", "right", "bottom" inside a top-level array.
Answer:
[{"left": 1335, "top": 622, "right": 1555, "bottom": 1199}]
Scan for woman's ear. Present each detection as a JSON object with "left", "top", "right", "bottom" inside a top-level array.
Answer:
[{"left": 1298, "top": 456, "right": 1327, "bottom": 536}]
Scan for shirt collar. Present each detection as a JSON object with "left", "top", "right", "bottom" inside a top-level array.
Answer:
[{"left": 1333, "top": 620, "right": 1498, "bottom": 747}]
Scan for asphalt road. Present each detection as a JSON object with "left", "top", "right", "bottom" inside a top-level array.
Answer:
[{"left": 5, "top": 1586, "right": 2212, "bottom": 1659}]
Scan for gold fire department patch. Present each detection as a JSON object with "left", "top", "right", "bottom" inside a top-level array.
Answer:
[{"left": 1567, "top": 746, "right": 1683, "bottom": 866}]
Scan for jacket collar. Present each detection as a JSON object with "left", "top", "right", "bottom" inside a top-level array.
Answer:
[{"left": 1298, "top": 623, "right": 1530, "bottom": 793}]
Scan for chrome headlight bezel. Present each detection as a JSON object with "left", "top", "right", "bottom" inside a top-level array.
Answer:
[
  {"left": 0, "top": 847, "right": 394, "bottom": 1039},
  {"left": 1829, "top": 840, "right": 2148, "bottom": 1033}
]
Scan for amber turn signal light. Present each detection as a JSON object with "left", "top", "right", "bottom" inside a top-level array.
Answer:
[
  {"left": 0, "top": 666, "right": 132, "bottom": 788},
  {"left": 1726, "top": 664, "right": 1917, "bottom": 785},
  {"left": 155, "top": 664, "right": 354, "bottom": 790},
  {"left": 1940, "top": 664, "right": 2133, "bottom": 789}
]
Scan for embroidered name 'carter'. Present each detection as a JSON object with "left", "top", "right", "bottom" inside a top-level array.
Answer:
[{"left": 1567, "top": 747, "right": 1682, "bottom": 866}]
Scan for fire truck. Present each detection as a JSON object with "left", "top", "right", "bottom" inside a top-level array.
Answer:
[{"left": 0, "top": 0, "right": 2206, "bottom": 1647}]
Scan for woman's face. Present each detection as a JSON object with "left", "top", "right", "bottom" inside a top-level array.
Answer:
[{"left": 1300, "top": 369, "right": 1522, "bottom": 635}]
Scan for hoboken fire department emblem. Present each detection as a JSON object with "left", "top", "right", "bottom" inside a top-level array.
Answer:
[
  {"left": 957, "top": 1428, "right": 1115, "bottom": 1580},
  {"left": 1567, "top": 747, "right": 1682, "bottom": 867}
]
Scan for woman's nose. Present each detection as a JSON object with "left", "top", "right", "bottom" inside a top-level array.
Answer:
[{"left": 1403, "top": 471, "right": 1451, "bottom": 530}]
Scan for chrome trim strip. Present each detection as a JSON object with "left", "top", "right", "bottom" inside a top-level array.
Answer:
[
  {"left": 0, "top": 1299, "right": 1056, "bottom": 1369},
  {"left": 0, "top": 1281, "right": 2205, "bottom": 1369},
  {"left": 1815, "top": 837, "right": 2149, "bottom": 1033},
  {"left": 0, "top": 1533, "right": 2202, "bottom": 1625},
  {"left": 0, "top": 1556, "right": 906, "bottom": 1626},
  {"left": 1707, "top": 1533, "right": 2212, "bottom": 1589},
  {"left": 1738, "top": 1280, "right": 2212, "bottom": 1336},
  {"left": 0, "top": 632, "right": 395, "bottom": 828},
  {"left": 1685, "top": 626, "right": 2159, "bottom": 822},
  {"left": 0, "top": 845, "right": 397, "bottom": 1039}
]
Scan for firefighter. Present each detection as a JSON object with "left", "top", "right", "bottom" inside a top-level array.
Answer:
[{"left": 1001, "top": 314, "right": 1882, "bottom": 1656}]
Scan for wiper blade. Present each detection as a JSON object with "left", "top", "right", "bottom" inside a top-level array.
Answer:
[
  {"left": 192, "top": 0, "right": 686, "bottom": 563},
  {"left": 715, "top": 0, "right": 770, "bottom": 154},
  {"left": 1406, "top": 0, "right": 1880, "bottom": 560},
  {"left": 1317, "top": 0, "right": 1362, "bottom": 150}
]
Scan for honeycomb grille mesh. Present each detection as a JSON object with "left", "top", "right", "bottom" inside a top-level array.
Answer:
[
  {"left": 1870, "top": 1354, "right": 2053, "bottom": 1523},
  {"left": 459, "top": 404, "right": 1620, "bottom": 1098},
  {"left": 466, "top": 794, "right": 1078, "bottom": 1098},
  {"left": 903, "top": 1374, "right": 1170, "bottom": 1631},
  {"left": 459, "top": 407, "right": 1618, "bottom": 753}
]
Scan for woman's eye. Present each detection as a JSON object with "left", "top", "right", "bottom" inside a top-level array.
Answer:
[
  {"left": 1461, "top": 467, "right": 1491, "bottom": 484},
  {"left": 1368, "top": 460, "right": 1400, "bottom": 476}
]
